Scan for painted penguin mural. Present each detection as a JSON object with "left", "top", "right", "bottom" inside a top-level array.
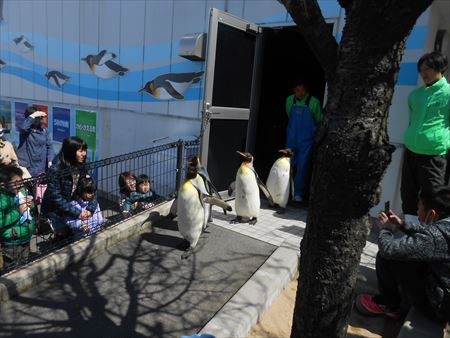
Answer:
[
  {"left": 139, "top": 71, "right": 204, "bottom": 100},
  {"left": 13, "top": 35, "right": 33, "bottom": 53},
  {"left": 81, "top": 49, "right": 128, "bottom": 79},
  {"left": 45, "top": 71, "right": 70, "bottom": 88}
]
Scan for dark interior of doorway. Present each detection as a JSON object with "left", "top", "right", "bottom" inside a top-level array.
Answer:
[{"left": 253, "top": 25, "right": 327, "bottom": 182}]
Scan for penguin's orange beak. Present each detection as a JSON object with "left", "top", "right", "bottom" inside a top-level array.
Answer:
[{"left": 236, "top": 151, "right": 246, "bottom": 157}]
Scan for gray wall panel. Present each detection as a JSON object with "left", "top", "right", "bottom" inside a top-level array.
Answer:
[
  {"left": 118, "top": 0, "right": 145, "bottom": 112},
  {"left": 46, "top": 0, "right": 63, "bottom": 103},
  {"left": 98, "top": 0, "right": 121, "bottom": 109},
  {"left": 79, "top": 0, "right": 99, "bottom": 107},
  {"left": 141, "top": 0, "right": 173, "bottom": 115},
  {"left": 62, "top": 0, "right": 80, "bottom": 105}
]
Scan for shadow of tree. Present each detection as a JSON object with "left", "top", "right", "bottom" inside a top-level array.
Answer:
[{"left": 0, "top": 219, "right": 275, "bottom": 338}]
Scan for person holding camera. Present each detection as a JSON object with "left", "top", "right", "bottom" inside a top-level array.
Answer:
[{"left": 16, "top": 106, "right": 54, "bottom": 178}]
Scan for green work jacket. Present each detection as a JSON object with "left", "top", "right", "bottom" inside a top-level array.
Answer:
[
  {"left": 285, "top": 94, "right": 322, "bottom": 124},
  {"left": 404, "top": 77, "right": 450, "bottom": 155}
]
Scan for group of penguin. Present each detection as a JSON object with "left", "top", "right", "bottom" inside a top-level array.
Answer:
[{"left": 173, "top": 149, "right": 294, "bottom": 259}]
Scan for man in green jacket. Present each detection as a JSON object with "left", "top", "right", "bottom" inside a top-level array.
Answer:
[
  {"left": 401, "top": 51, "right": 450, "bottom": 223},
  {"left": 0, "top": 165, "right": 35, "bottom": 269}
]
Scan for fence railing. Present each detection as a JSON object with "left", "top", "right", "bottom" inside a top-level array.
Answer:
[{"left": 0, "top": 139, "right": 200, "bottom": 275}]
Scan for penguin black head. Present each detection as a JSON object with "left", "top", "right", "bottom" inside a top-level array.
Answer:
[
  {"left": 81, "top": 55, "right": 94, "bottom": 67},
  {"left": 139, "top": 81, "right": 156, "bottom": 95},
  {"left": 185, "top": 166, "right": 198, "bottom": 180},
  {"left": 236, "top": 151, "right": 253, "bottom": 163},
  {"left": 279, "top": 149, "right": 293, "bottom": 157},
  {"left": 187, "top": 156, "right": 199, "bottom": 167}
]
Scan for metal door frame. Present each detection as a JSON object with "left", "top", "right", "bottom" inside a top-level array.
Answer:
[{"left": 200, "top": 8, "right": 259, "bottom": 167}]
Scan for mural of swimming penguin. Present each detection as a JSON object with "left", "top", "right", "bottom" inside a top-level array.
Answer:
[
  {"left": 188, "top": 156, "right": 227, "bottom": 226},
  {"left": 178, "top": 166, "right": 232, "bottom": 259},
  {"left": 0, "top": 59, "right": 5, "bottom": 69},
  {"left": 139, "top": 71, "right": 204, "bottom": 100},
  {"left": 45, "top": 70, "right": 70, "bottom": 88},
  {"left": 228, "top": 151, "right": 274, "bottom": 225},
  {"left": 13, "top": 35, "right": 33, "bottom": 53},
  {"left": 266, "top": 149, "right": 294, "bottom": 214},
  {"left": 81, "top": 49, "right": 128, "bottom": 79}
]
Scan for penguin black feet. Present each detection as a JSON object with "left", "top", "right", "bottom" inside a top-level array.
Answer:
[
  {"left": 181, "top": 247, "right": 194, "bottom": 260},
  {"left": 249, "top": 217, "right": 258, "bottom": 225},
  {"left": 177, "top": 239, "right": 190, "bottom": 251},
  {"left": 230, "top": 216, "right": 243, "bottom": 224},
  {"left": 276, "top": 208, "right": 286, "bottom": 215}
]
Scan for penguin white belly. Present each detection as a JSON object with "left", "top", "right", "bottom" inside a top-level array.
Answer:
[
  {"left": 266, "top": 158, "right": 291, "bottom": 208},
  {"left": 235, "top": 167, "right": 260, "bottom": 218},
  {"left": 93, "top": 64, "right": 120, "bottom": 79},
  {"left": 177, "top": 183, "right": 204, "bottom": 248}
]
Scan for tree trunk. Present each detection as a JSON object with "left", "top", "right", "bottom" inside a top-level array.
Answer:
[{"left": 276, "top": 1, "right": 433, "bottom": 337}]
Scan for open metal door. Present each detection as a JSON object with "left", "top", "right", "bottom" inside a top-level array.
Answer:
[{"left": 200, "top": 8, "right": 260, "bottom": 191}]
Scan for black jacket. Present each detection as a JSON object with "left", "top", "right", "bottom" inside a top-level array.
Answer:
[
  {"left": 41, "top": 159, "right": 97, "bottom": 219},
  {"left": 378, "top": 218, "right": 450, "bottom": 320}
]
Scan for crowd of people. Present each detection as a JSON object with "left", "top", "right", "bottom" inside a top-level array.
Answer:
[{"left": 0, "top": 108, "right": 159, "bottom": 271}]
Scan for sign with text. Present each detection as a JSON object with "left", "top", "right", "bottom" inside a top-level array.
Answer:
[
  {"left": 75, "top": 110, "right": 96, "bottom": 161},
  {"left": 52, "top": 107, "right": 70, "bottom": 142}
]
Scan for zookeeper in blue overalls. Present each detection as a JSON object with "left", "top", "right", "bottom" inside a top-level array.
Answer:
[{"left": 285, "top": 80, "right": 322, "bottom": 202}]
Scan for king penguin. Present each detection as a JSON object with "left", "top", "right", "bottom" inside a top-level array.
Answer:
[
  {"left": 139, "top": 72, "right": 204, "bottom": 100},
  {"left": 228, "top": 151, "right": 273, "bottom": 225},
  {"left": 266, "top": 149, "right": 294, "bottom": 214},
  {"left": 188, "top": 156, "right": 227, "bottom": 225},
  {"left": 177, "top": 167, "right": 232, "bottom": 259}
]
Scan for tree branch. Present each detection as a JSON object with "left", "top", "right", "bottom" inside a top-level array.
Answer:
[{"left": 278, "top": 0, "right": 338, "bottom": 81}]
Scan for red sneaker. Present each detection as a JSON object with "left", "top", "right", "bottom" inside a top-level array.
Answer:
[{"left": 355, "top": 294, "right": 401, "bottom": 319}]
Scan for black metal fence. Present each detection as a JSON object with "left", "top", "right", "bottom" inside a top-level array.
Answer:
[{"left": 0, "top": 139, "right": 199, "bottom": 275}]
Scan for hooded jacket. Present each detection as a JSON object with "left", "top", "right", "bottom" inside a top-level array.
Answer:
[{"left": 378, "top": 217, "right": 450, "bottom": 321}]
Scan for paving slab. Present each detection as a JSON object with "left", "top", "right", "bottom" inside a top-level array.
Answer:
[{"left": 0, "top": 221, "right": 275, "bottom": 338}]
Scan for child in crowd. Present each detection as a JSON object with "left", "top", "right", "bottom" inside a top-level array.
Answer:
[
  {"left": 16, "top": 186, "right": 35, "bottom": 225},
  {"left": 64, "top": 176, "right": 104, "bottom": 239},
  {"left": 119, "top": 171, "right": 138, "bottom": 217},
  {"left": 0, "top": 165, "right": 35, "bottom": 268},
  {"left": 135, "top": 174, "right": 157, "bottom": 209},
  {"left": 356, "top": 186, "right": 450, "bottom": 322}
]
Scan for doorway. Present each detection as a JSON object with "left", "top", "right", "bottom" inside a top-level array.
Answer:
[{"left": 251, "top": 25, "right": 326, "bottom": 181}]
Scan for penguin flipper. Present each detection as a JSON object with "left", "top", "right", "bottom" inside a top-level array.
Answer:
[
  {"left": 163, "top": 81, "right": 184, "bottom": 100},
  {"left": 24, "top": 41, "right": 33, "bottom": 50},
  {"left": 228, "top": 181, "right": 236, "bottom": 197},
  {"left": 248, "top": 165, "right": 274, "bottom": 206},
  {"left": 168, "top": 197, "right": 178, "bottom": 219},
  {"left": 203, "top": 196, "right": 232, "bottom": 212},
  {"left": 105, "top": 60, "right": 129, "bottom": 74},
  {"left": 257, "top": 178, "right": 274, "bottom": 206}
]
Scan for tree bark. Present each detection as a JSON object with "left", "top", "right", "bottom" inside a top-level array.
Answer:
[{"left": 277, "top": 0, "right": 433, "bottom": 337}]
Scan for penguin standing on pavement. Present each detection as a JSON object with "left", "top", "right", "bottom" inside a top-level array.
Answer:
[
  {"left": 45, "top": 70, "right": 70, "bottom": 88},
  {"left": 187, "top": 156, "right": 227, "bottom": 225},
  {"left": 266, "top": 149, "right": 294, "bottom": 214},
  {"left": 228, "top": 151, "right": 273, "bottom": 225},
  {"left": 139, "top": 72, "right": 204, "bottom": 100},
  {"left": 81, "top": 49, "right": 128, "bottom": 79},
  {"left": 178, "top": 167, "right": 233, "bottom": 259}
]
